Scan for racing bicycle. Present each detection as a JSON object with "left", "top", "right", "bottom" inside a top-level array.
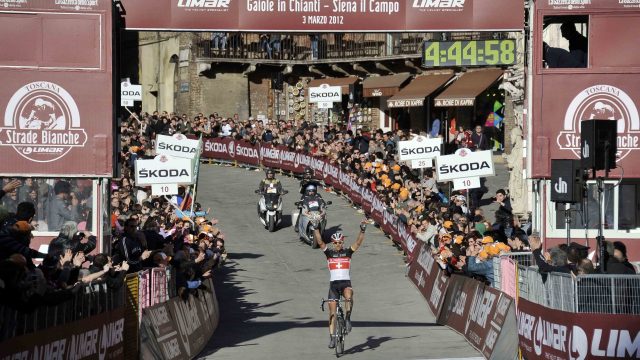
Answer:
[{"left": 321, "top": 298, "right": 349, "bottom": 357}]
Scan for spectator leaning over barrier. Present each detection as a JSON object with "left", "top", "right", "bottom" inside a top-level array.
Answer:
[
  {"left": 111, "top": 217, "right": 152, "bottom": 273},
  {"left": 529, "top": 233, "right": 572, "bottom": 274},
  {"left": 0, "top": 202, "right": 46, "bottom": 268},
  {"left": 464, "top": 235, "right": 497, "bottom": 286}
]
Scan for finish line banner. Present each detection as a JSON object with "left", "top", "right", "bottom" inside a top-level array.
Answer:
[{"left": 121, "top": 0, "right": 524, "bottom": 31}]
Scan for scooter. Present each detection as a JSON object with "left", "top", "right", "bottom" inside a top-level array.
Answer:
[
  {"left": 256, "top": 189, "right": 288, "bottom": 232},
  {"left": 296, "top": 200, "right": 331, "bottom": 248}
]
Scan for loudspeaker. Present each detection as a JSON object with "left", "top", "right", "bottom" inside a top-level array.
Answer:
[
  {"left": 580, "top": 120, "right": 617, "bottom": 171},
  {"left": 551, "top": 159, "right": 583, "bottom": 203}
]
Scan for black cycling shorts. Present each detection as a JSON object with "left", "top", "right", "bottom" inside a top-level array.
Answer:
[{"left": 328, "top": 280, "right": 352, "bottom": 300}]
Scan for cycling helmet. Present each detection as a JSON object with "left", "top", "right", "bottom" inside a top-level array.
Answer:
[
  {"left": 305, "top": 184, "right": 317, "bottom": 196},
  {"left": 331, "top": 232, "right": 345, "bottom": 243}
]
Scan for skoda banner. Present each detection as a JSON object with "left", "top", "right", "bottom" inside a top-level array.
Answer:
[
  {"left": 156, "top": 133, "right": 201, "bottom": 160},
  {"left": 135, "top": 155, "right": 194, "bottom": 185},
  {"left": 309, "top": 84, "right": 342, "bottom": 103},
  {"left": 435, "top": 149, "right": 494, "bottom": 181},
  {"left": 398, "top": 136, "right": 442, "bottom": 161}
]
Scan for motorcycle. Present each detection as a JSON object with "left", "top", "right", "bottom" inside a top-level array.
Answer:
[
  {"left": 296, "top": 200, "right": 331, "bottom": 248},
  {"left": 256, "top": 189, "right": 288, "bottom": 232}
]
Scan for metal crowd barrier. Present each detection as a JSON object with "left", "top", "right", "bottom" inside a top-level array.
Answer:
[
  {"left": 0, "top": 279, "right": 125, "bottom": 342},
  {"left": 575, "top": 274, "right": 640, "bottom": 315},
  {"left": 493, "top": 253, "right": 640, "bottom": 315},
  {"left": 0, "top": 266, "right": 177, "bottom": 344}
]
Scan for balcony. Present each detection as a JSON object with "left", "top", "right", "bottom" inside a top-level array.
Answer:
[{"left": 194, "top": 32, "right": 510, "bottom": 65}]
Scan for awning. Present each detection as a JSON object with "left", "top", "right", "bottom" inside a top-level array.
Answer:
[
  {"left": 308, "top": 77, "right": 359, "bottom": 94},
  {"left": 387, "top": 72, "right": 454, "bottom": 108},
  {"left": 434, "top": 69, "right": 503, "bottom": 107},
  {"left": 363, "top": 73, "right": 411, "bottom": 98}
]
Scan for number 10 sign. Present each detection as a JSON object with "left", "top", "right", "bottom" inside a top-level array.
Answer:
[
  {"left": 453, "top": 177, "right": 480, "bottom": 190},
  {"left": 152, "top": 183, "right": 178, "bottom": 196}
]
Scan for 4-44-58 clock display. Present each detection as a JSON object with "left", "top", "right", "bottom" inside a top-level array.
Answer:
[{"left": 422, "top": 40, "right": 516, "bottom": 67}]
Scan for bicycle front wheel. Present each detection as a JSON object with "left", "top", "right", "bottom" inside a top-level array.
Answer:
[{"left": 335, "top": 317, "right": 345, "bottom": 357}]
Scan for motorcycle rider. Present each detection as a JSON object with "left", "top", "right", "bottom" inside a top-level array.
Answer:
[
  {"left": 295, "top": 169, "right": 322, "bottom": 232},
  {"left": 258, "top": 168, "right": 284, "bottom": 195},
  {"left": 298, "top": 183, "right": 326, "bottom": 234}
]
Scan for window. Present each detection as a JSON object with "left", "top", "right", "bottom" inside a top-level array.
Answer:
[
  {"left": 1, "top": 177, "right": 94, "bottom": 233},
  {"left": 555, "top": 183, "right": 614, "bottom": 230},
  {"left": 549, "top": 180, "right": 640, "bottom": 237},
  {"left": 542, "top": 15, "right": 588, "bottom": 69}
]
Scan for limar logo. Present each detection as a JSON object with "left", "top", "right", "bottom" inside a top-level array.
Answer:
[
  {"left": 557, "top": 85, "right": 640, "bottom": 162},
  {"left": 0, "top": 81, "right": 87, "bottom": 163}
]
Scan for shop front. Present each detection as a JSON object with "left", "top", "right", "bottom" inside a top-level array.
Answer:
[
  {"left": 362, "top": 73, "right": 411, "bottom": 132},
  {"left": 386, "top": 71, "right": 454, "bottom": 132},
  {"left": 434, "top": 68, "right": 504, "bottom": 150}
]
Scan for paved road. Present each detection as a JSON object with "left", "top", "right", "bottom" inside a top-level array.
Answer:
[{"left": 196, "top": 164, "right": 482, "bottom": 360}]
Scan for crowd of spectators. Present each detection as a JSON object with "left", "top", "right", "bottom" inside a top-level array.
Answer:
[{"left": 1, "top": 108, "right": 635, "bottom": 314}]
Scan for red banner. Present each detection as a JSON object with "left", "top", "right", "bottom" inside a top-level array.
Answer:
[
  {"left": 122, "top": 0, "right": 523, "bottom": 31},
  {"left": 202, "top": 137, "right": 260, "bottom": 166},
  {"left": 0, "top": 3, "right": 113, "bottom": 177},
  {"left": 518, "top": 298, "right": 640, "bottom": 360}
]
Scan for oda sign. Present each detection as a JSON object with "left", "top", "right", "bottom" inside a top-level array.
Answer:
[
  {"left": 121, "top": 82, "right": 142, "bottom": 101},
  {"left": 135, "top": 155, "right": 194, "bottom": 185},
  {"left": 308, "top": 84, "right": 342, "bottom": 103},
  {"left": 156, "top": 134, "right": 200, "bottom": 160},
  {"left": 398, "top": 136, "right": 442, "bottom": 161},
  {"left": 436, "top": 149, "right": 494, "bottom": 181}
]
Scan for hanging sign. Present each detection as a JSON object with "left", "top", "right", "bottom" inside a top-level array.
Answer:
[
  {"left": 398, "top": 136, "right": 442, "bottom": 161},
  {"left": 309, "top": 84, "right": 342, "bottom": 103},
  {"left": 436, "top": 149, "right": 494, "bottom": 181},
  {"left": 156, "top": 133, "right": 201, "bottom": 159},
  {"left": 135, "top": 155, "right": 194, "bottom": 185}
]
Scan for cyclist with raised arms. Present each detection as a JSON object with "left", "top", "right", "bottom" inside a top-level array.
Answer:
[{"left": 312, "top": 221, "right": 367, "bottom": 349}]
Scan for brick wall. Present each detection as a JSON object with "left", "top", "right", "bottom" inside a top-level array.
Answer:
[{"left": 249, "top": 73, "right": 271, "bottom": 120}]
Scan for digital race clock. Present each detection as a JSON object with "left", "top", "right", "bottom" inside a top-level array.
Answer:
[{"left": 422, "top": 40, "right": 516, "bottom": 67}]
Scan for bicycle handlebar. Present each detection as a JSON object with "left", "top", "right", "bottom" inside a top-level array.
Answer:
[{"left": 320, "top": 298, "right": 349, "bottom": 312}]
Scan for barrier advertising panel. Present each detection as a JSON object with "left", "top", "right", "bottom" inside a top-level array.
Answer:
[
  {"left": 140, "top": 279, "right": 219, "bottom": 360},
  {"left": 0, "top": 307, "right": 125, "bottom": 360},
  {"left": 122, "top": 0, "right": 524, "bottom": 31},
  {"left": 518, "top": 298, "right": 640, "bottom": 360}
]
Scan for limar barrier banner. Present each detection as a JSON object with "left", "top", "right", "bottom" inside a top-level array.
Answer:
[
  {"left": 438, "top": 275, "right": 518, "bottom": 359},
  {"left": 121, "top": 0, "right": 524, "bottom": 32},
  {"left": 407, "top": 242, "right": 449, "bottom": 316},
  {"left": 517, "top": 298, "right": 640, "bottom": 360},
  {"left": 140, "top": 278, "right": 219, "bottom": 360},
  {"left": 0, "top": 307, "right": 125, "bottom": 360}
]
